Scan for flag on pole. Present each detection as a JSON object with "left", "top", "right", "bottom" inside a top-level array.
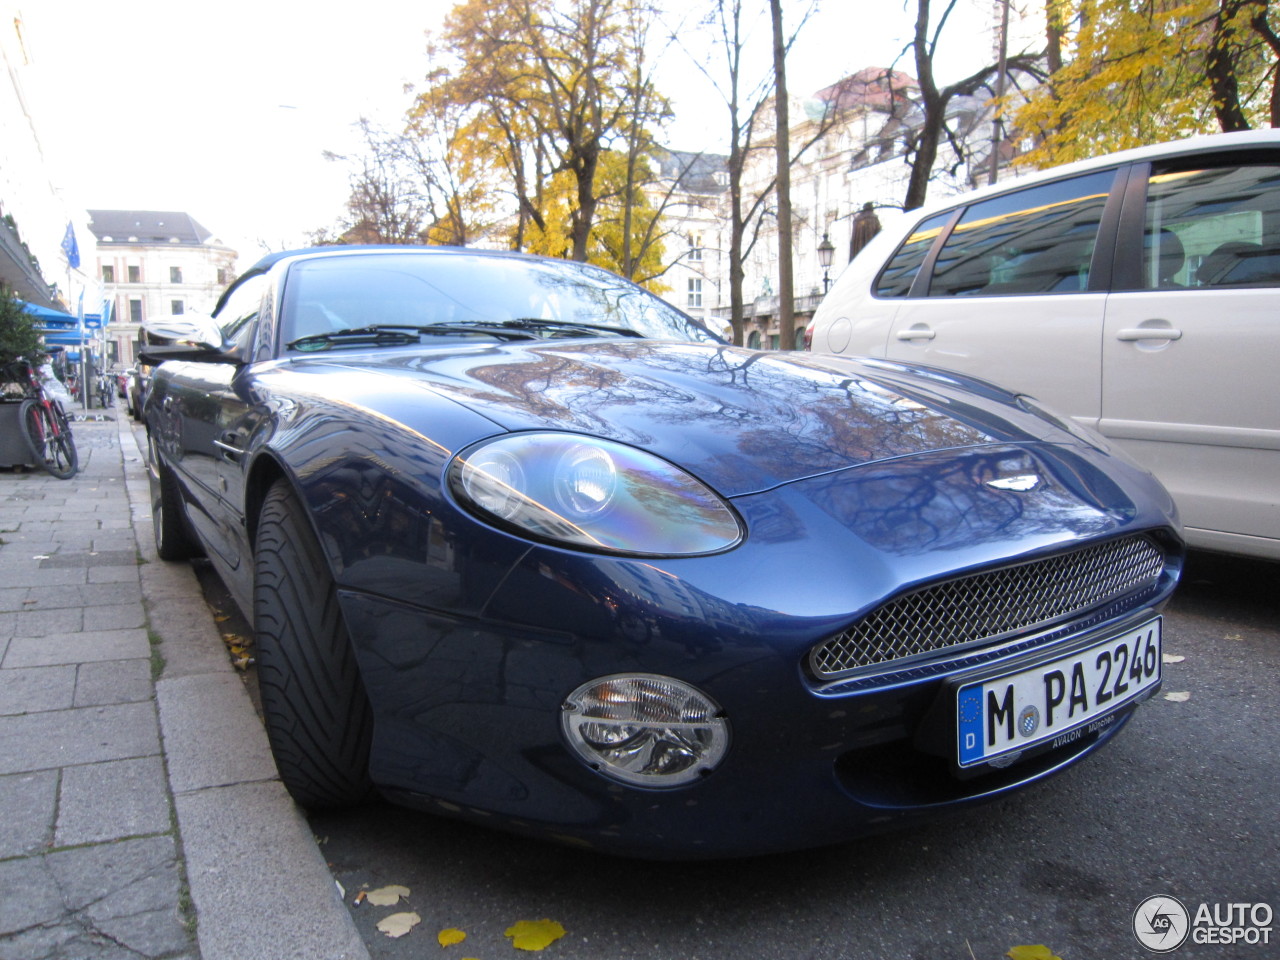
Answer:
[{"left": 61, "top": 222, "right": 80, "bottom": 269}]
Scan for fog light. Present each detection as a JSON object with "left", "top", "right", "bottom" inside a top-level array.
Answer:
[{"left": 561, "top": 674, "right": 729, "bottom": 787}]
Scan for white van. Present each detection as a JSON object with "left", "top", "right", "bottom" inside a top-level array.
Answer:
[{"left": 807, "top": 130, "right": 1280, "bottom": 561}]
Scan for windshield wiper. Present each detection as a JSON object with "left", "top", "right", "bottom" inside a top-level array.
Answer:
[
  {"left": 499, "top": 318, "right": 645, "bottom": 338},
  {"left": 287, "top": 323, "right": 542, "bottom": 352},
  {"left": 288, "top": 327, "right": 421, "bottom": 351}
]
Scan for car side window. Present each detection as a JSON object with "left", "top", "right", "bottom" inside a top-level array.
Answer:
[
  {"left": 215, "top": 275, "right": 265, "bottom": 354},
  {"left": 1143, "top": 162, "right": 1280, "bottom": 289},
  {"left": 874, "top": 212, "right": 952, "bottom": 297},
  {"left": 925, "top": 170, "right": 1117, "bottom": 297}
]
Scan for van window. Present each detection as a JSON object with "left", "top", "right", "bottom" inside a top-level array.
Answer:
[
  {"left": 1143, "top": 163, "right": 1280, "bottom": 289},
  {"left": 927, "top": 170, "right": 1116, "bottom": 297},
  {"left": 874, "top": 212, "right": 951, "bottom": 297}
]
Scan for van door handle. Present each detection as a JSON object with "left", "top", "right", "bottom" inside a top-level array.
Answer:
[
  {"left": 1116, "top": 327, "right": 1182, "bottom": 342},
  {"left": 894, "top": 327, "right": 936, "bottom": 341}
]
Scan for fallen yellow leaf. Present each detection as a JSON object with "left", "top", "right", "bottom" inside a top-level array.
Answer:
[
  {"left": 366, "top": 884, "right": 411, "bottom": 906},
  {"left": 377, "top": 911, "right": 421, "bottom": 938},
  {"left": 505, "top": 918, "right": 566, "bottom": 951},
  {"left": 1164, "top": 691, "right": 1191, "bottom": 702},
  {"left": 1007, "top": 947, "right": 1062, "bottom": 960},
  {"left": 438, "top": 927, "right": 467, "bottom": 947}
]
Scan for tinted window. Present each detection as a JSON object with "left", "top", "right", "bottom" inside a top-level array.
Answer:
[
  {"left": 875, "top": 212, "right": 950, "bottom": 297},
  {"left": 1143, "top": 162, "right": 1280, "bottom": 288},
  {"left": 927, "top": 170, "right": 1116, "bottom": 297}
]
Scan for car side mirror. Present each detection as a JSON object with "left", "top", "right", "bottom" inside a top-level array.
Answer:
[
  {"left": 138, "top": 312, "right": 238, "bottom": 365},
  {"left": 141, "top": 312, "right": 222, "bottom": 349}
]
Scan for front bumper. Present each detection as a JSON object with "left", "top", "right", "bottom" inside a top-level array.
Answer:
[{"left": 338, "top": 579, "right": 1175, "bottom": 859}]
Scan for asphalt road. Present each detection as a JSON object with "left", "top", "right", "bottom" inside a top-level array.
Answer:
[{"left": 293, "top": 550, "right": 1278, "bottom": 960}]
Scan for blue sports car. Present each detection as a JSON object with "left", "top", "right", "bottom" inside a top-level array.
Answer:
[{"left": 142, "top": 246, "right": 1182, "bottom": 858}]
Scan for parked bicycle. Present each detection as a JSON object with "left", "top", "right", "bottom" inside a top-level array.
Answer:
[{"left": 3, "top": 358, "right": 78, "bottom": 478}]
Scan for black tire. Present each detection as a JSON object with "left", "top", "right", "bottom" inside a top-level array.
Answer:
[
  {"left": 254, "top": 479, "right": 374, "bottom": 809},
  {"left": 148, "top": 436, "right": 202, "bottom": 560},
  {"left": 20, "top": 399, "right": 78, "bottom": 478}
]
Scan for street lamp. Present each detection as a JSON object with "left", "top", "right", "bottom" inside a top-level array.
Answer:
[{"left": 817, "top": 232, "right": 836, "bottom": 293}]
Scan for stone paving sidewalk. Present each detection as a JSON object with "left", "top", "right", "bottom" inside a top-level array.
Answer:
[
  {"left": 0, "top": 418, "right": 194, "bottom": 960},
  {"left": 1, "top": 413, "right": 369, "bottom": 960}
]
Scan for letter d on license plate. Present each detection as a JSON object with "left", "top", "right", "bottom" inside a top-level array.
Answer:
[{"left": 956, "top": 618, "right": 1161, "bottom": 767}]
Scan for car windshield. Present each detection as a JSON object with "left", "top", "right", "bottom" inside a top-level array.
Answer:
[{"left": 280, "top": 252, "right": 722, "bottom": 351}]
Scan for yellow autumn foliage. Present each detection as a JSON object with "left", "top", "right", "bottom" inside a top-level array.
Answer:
[
  {"left": 504, "top": 918, "right": 567, "bottom": 951},
  {"left": 1011, "top": 0, "right": 1277, "bottom": 170}
]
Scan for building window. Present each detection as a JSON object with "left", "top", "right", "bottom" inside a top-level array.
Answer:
[
  {"left": 170, "top": 266, "right": 183, "bottom": 283},
  {"left": 687, "top": 278, "right": 703, "bottom": 308},
  {"left": 129, "top": 299, "right": 143, "bottom": 323},
  {"left": 171, "top": 301, "right": 185, "bottom": 315},
  {"left": 688, "top": 233, "right": 703, "bottom": 262},
  {"left": 102, "top": 265, "right": 114, "bottom": 283},
  {"left": 127, "top": 265, "right": 141, "bottom": 283}
]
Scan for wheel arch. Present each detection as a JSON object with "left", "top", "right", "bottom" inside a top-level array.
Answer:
[{"left": 244, "top": 452, "right": 290, "bottom": 553}]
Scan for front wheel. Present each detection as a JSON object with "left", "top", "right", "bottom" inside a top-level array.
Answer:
[
  {"left": 254, "top": 479, "right": 374, "bottom": 809},
  {"left": 20, "top": 399, "right": 78, "bottom": 478}
]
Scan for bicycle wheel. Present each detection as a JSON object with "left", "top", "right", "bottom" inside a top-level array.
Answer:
[{"left": 19, "top": 399, "right": 78, "bottom": 479}]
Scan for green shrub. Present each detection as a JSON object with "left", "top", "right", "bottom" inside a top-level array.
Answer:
[{"left": 0, "top": 285, "right": 43, "bottom": 367}]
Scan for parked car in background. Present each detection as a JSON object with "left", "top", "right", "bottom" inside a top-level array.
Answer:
[
  {"left": 141, "top": 245, "right": 1181, "bottom": 858},
  {"left": 125, "top": 364, "right": 150, "bottom": 422},
  {"left": 808, "top": 129, "right": 1280, "bottom": 562},
  {"left": 110, "top": 362, "right": 129, "bottom": 398}
]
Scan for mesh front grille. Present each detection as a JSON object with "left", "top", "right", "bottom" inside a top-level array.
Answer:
[{"left": 810, "top": 535, "right": 1165, "bottom": 678}]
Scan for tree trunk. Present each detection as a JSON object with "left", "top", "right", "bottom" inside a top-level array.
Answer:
[
  {"left": 769, "top": 0, "right": 794, "bottom": 350},
  {"left": 1208, "top": 0, "right": 1251, "bottom": 132},
  {"left": 1045, "top": 0, "right": 1064, "bottom": 74}
]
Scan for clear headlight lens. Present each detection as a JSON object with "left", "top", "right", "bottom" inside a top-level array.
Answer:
[
  {"left": 561, "top": 674, "right": 730, "bottom": 787},
  {"left": 449, "top": 433, "right": 741, "bottom": 556}
]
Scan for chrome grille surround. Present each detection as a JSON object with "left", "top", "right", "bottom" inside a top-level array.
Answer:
[{"left": 810, "top": 535, "right": 1166, "bottom": 679}]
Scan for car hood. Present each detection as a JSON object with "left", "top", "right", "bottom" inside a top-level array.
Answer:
[{"left": 311, "top": 340, "right": 1075, "bottom": 498}]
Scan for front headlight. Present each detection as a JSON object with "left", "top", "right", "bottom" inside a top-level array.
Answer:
[
  {"left": 561, "top": 674, "right": 730, "bottom": 787},
  {"left": 448, "top": 433, "right": 742, "bottom": 556}
]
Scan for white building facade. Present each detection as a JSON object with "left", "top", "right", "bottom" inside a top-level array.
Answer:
[
  {"left": 87, "top": 210, "right": 238, "bottom": 366},
  {"left": 656, "top": 64, "right": 1025, "bottom": 349}
]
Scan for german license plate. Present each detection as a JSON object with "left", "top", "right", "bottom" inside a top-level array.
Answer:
[{"left": 956, "top": 618, "right": 1162, "bottom": 767}]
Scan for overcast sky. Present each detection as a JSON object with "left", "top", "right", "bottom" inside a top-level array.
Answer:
[{"left": 22, "top": 0, "right": 1015, "bottom": 267}]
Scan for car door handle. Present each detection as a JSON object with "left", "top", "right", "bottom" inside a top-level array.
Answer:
[
  {"left": 214, "top": 433, "right": 245, "bottom": 461},
  {"left": 1116, "top": 327, "right": 1182, "bottom": 342},
  {"left": 894, "top": 328, "right": 936, "bottom": 341}
]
